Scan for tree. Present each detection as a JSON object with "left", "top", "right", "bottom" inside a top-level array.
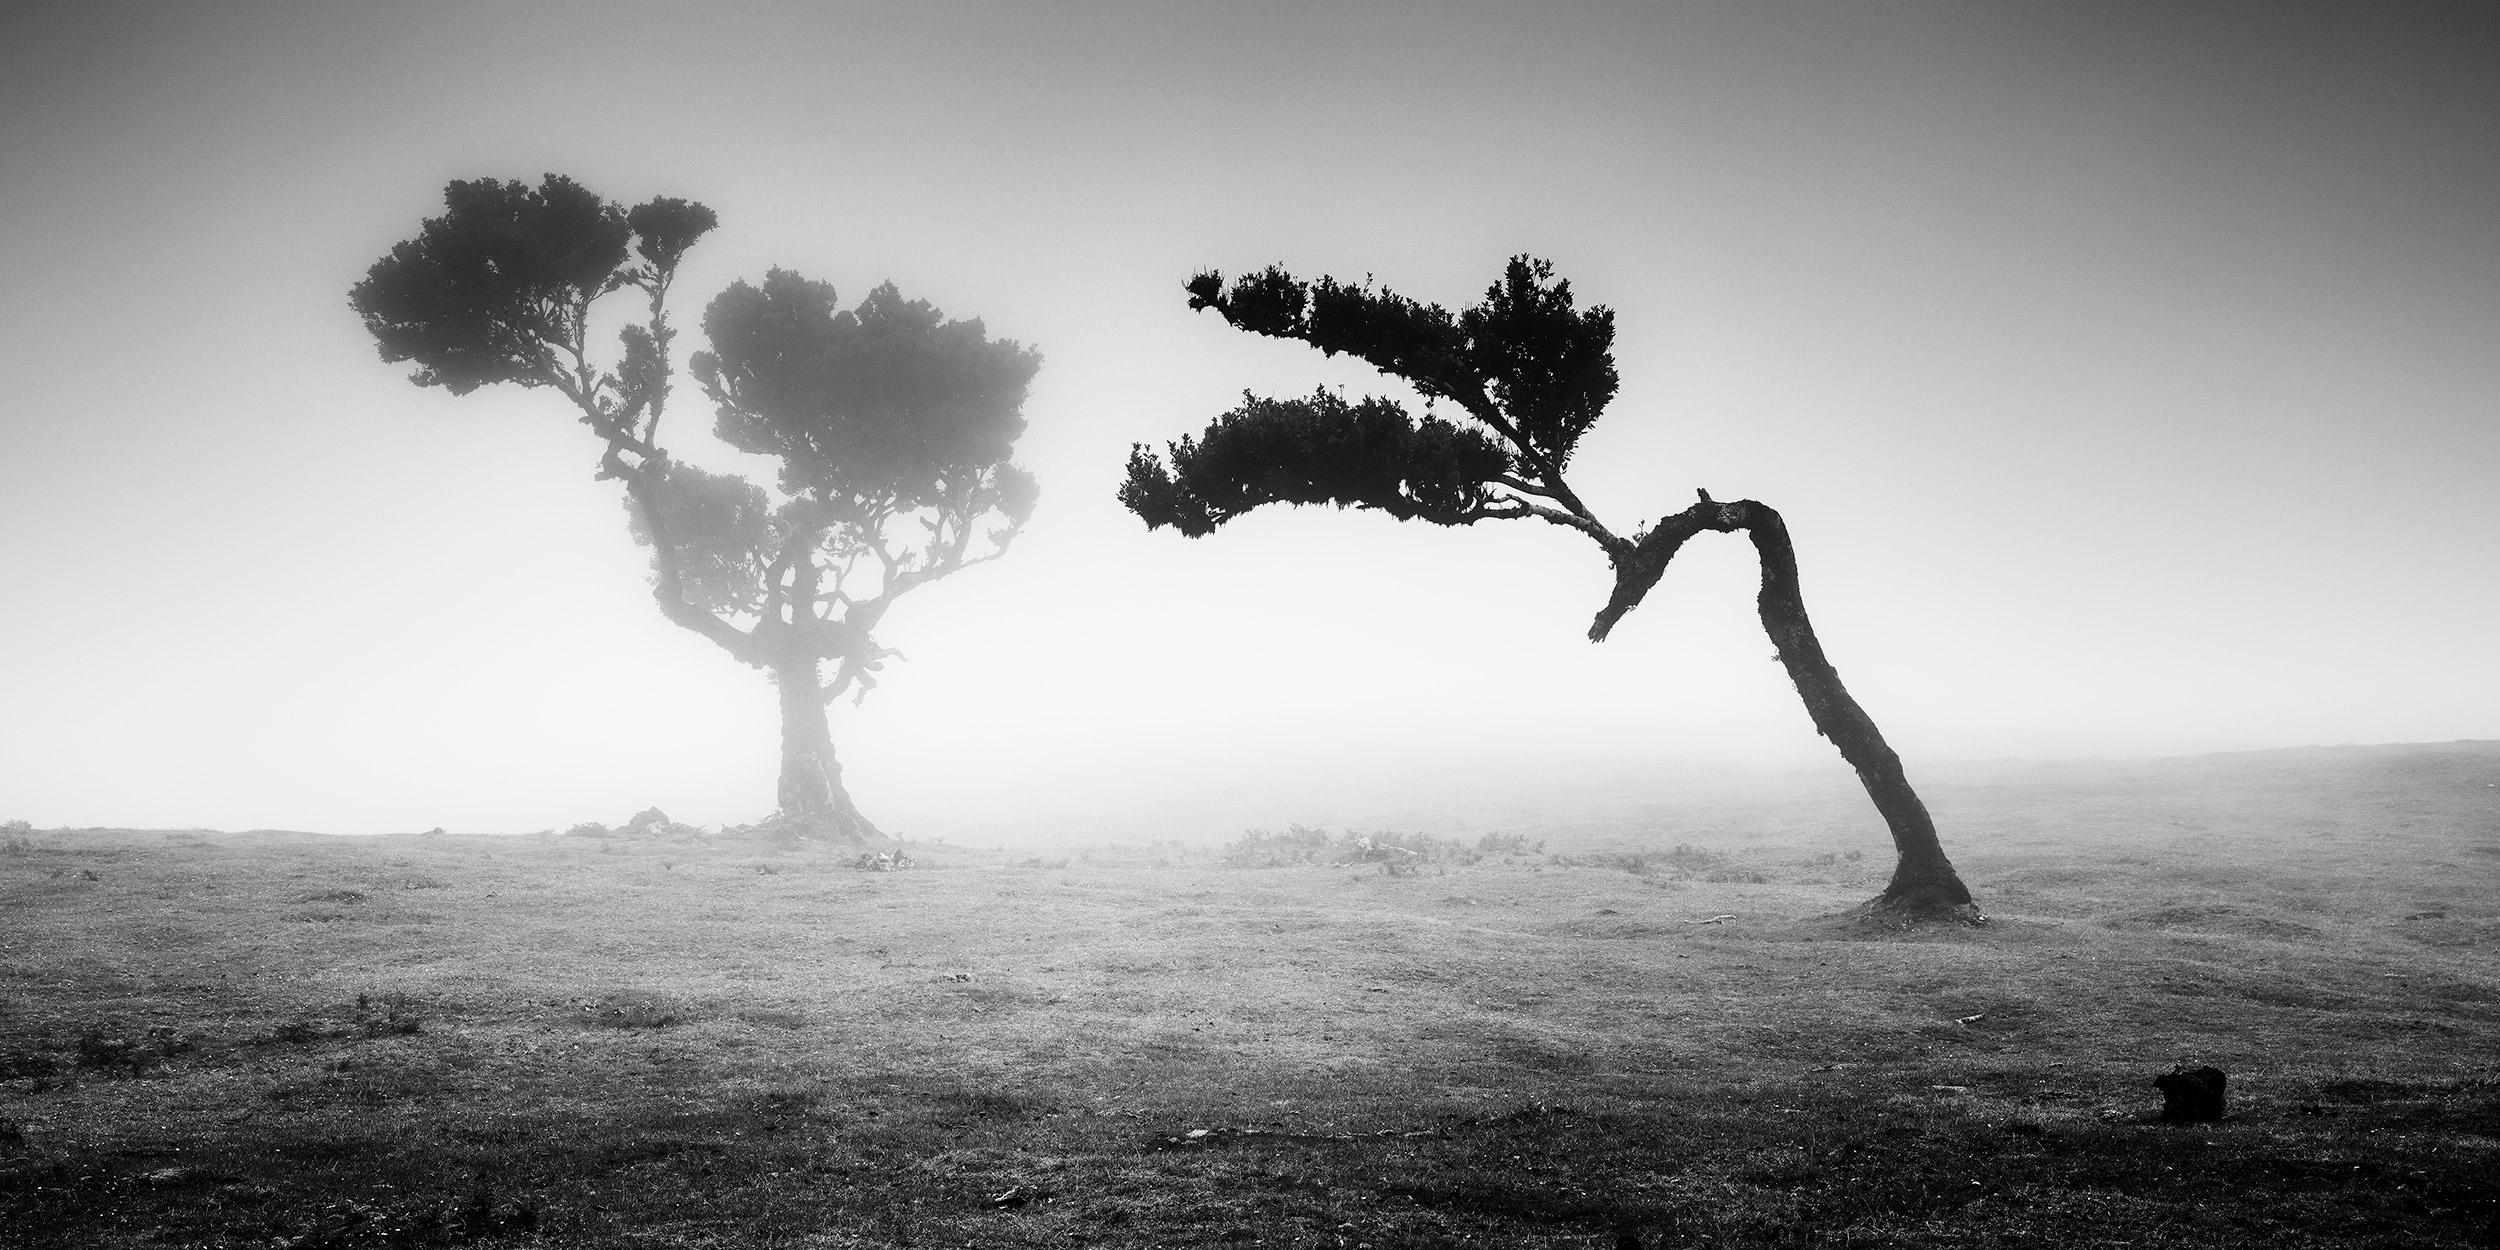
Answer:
[
  {"left": 351, "top": 175, "right": 1039, "bottom": 840},
  {"left": 1121, "top": 258, "right": 1978, "bottom": 921}
]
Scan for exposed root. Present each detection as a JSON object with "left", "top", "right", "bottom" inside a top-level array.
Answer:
[
  {"left": 738, "top": 806, "right": 891, "bottom": 849},
  {"left": 1850, "top": 894, "right": 1989, "bottom": 931}
]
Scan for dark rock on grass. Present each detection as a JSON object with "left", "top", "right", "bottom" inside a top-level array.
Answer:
[{"left": 2156, "top": 1065, "right": 2228, "bottom": 1122}]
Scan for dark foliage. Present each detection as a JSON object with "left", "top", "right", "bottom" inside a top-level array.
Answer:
[
  {"left": 625, "top": 197, "right": 718, "bottom": 273},
  {"left": 1121, "top": 390, "right": 1508, "bottom": 536},
  {"left": 1458, "top": 258, "right": 1619, "bottom": 470},
  {"left": 352, "top": 176, "right": 633, "bottom": 398},
  {"left": 621, "top": 461, "right": 775, "bottom": 618},
  {"left": 693, "top": 270, "right": 1041, "bottom": 508},
  {"left": 1171, "top": 256, "right": 1615, "bottom": 486}
]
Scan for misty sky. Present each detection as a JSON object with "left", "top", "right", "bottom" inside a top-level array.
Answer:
[{"left": 2, "top": 1, "right": 2495, "bottom": 838}]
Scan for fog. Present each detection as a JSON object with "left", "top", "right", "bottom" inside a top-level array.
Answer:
[{"left": 3, "top": 2, "right": 2496, "bottom": 836}]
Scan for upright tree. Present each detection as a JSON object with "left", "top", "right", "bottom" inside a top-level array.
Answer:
[
  {"left": 351, "top": 175, "right": 1038, "bottom": 840},
  {"left": 1122, "top": 258, "right": 1977, "bottom": 921}
]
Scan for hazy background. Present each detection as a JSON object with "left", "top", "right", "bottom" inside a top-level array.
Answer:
[{"left": 3, "top": 1, "right": 2494, "bottom": 839}]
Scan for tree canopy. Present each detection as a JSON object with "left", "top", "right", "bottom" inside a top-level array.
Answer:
[
  {"left": 696, "top": 271, "right": 1039, "bottom": 507},
  {"left": 1126, "top": 257, "right": 1625, "bottom": 558},
  {"left": 352, "top": 175, "right": 718, "bottom": 453}
]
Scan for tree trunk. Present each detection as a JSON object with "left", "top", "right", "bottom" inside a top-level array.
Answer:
[
  {"left": 773, "top": 660, "right": 881, "bottom": 843},
  {"left": 1730, "top": 502, "right": 1977, "bottom": 921},
  {"left": 1594, "top": 496, "right": 1980, "bottom": 923}
]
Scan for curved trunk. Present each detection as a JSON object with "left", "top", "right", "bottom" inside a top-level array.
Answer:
[
  {"left": 1732, "top": 503, "right": 1975, "bottom": 919},
  {"left": 1595, "top": 496, "right": 1978, "bottom": 921},
  {"left": 774, "top": 660, "right": 880, "bottom": 843}
]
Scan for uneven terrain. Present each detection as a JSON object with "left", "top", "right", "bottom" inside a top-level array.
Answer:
[{"left": 4, "top": 742, "right": 2497, "bottom": 1247}]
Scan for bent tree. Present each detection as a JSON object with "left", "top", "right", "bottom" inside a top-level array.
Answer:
[
  {"left": 351, "top": 175, "right": 1039, "bottom": 840},
  {"left": 1121, "top": 258, "right": 1977, "bottom": 920}
]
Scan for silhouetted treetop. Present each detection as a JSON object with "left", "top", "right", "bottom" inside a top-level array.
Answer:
[
  {"left": 1183, "top": 255, "right": 1618, "bottom": 472},
  {"left": 350, "top": 176, "right": 716, "bottom": 405},
  {"left": 624, "top": 197, "right": 719, "bottom": 273},
  {"left": 693, "top": 270, "right": 1041, "bottom": 509}
]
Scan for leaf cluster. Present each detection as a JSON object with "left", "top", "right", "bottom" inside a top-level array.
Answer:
[
  {"left": 693, "top": 271, "right": 1041, "bottom": 510},
  {"left": 1119, "top": 390, "right": 1507, "bottom": 537},
  {"left": 349, "top": 175, "right": 717, "bottom": 413},
  {"left": 622, "top": 462, "right": 775, "bottom": 617},
  {"left": 1136, "top": 257, "right": 1617, "bottom": 538},
  {"left": 1182, "top": 256, "right": 1616, "bottom": 472}
]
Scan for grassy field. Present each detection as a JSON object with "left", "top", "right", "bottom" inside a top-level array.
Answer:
[{"left": 4, "top": 742, "right": 2496, "bottom": 1247}]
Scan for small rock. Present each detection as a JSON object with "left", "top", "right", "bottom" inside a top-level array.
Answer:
[{"left": 2155, "top": 1065, "right": 2227, "bottom": 1123}]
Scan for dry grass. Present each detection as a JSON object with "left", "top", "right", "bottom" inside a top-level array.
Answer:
[{"left": 3, "top": 742, "right": 2497, "bottom": 1247}]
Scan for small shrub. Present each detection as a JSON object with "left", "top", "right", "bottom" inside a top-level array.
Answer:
[
  {"left": 565, "top": 821, "right": 612, "bottom": 838},
  {"left": 1220, "top": 825, "right": 1335, "bottom": 868},
  {"left": 1475, "top": 831, "right": 1545, "bottom": 856},
  {"left": 1361, "top": 830, "right": 1470, "bottom": 866},
  {"left": 1220, "top": 825, "right": 1472, "bottom": 870},
  {"left": 1663, "top": 844, "right": 1729, "bottom": 874},
  {"left": 1548, "top": 851, "right": 1655, "bottom": 875}
]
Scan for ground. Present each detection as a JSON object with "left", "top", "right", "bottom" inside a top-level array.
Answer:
[{"left": 2, "top": 742, "right": 2496, "bottom": 1247}]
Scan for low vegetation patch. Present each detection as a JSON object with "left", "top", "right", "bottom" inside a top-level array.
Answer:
[{"left": 1219, "top": 825, "right": 1544, "bottom": 872}]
